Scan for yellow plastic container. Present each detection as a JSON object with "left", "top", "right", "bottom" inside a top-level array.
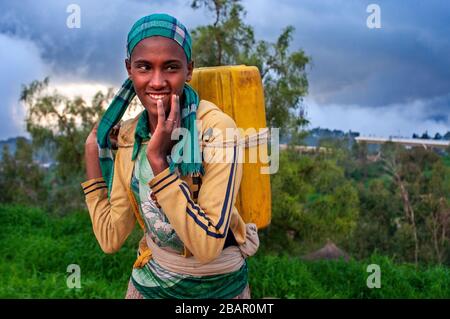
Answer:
[{"left": 190, "top": 65, "right": 271, "bottom": 229}]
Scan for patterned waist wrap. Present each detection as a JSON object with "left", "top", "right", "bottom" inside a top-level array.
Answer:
[{"left": 130, "top": 145, "right": 257, "bottom": 298}]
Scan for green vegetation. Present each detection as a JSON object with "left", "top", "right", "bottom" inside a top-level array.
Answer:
[
  {"left": 1, "top": 204, "right": 449, "bottom": 299},
  {"left": 266, "top": 148, "right": 359, "bottom": 255},
  {"left": 250, "top": 254, "right": 450, "bottom": 299},
  {"left": 0, "top": 204, "right": 139, "bottom": 298},
  {"left": 443, "top": 155, "right": 450, "bottom": 168},
  {"left": 262, "top": 142, "right": 450, "bottom": 266}
]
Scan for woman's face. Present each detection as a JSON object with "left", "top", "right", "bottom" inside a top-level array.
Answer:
[{"left": 126, "top": 36, "right": 193, "bottom": 114}]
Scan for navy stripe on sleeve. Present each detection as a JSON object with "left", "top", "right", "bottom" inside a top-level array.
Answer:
[
  {"left": 153, "top": 174, "right": 179, "bottom": 195},
  {"left": 216, "top": 145, "right": 237, "bottom": 229},
  {"left": 85, "top": 185, "right": 107, "bottom": 196},
  {"left": 151, "top": 172, "right": 176, "bottom": 190},
  {"left": 179, "top": 183, "right": 230, "bottom": 238},
  {"left": 179, "top": 183, "right": 210, "bottom": 221},
  {"left": 83, "top": 180, "right": 106, "bottom": 192},
  {"left": 222, "top": 147, "right": 239, "bottom": 237},
  {"left": 185, "top": 206, "right": 226, "bottom": 238}
]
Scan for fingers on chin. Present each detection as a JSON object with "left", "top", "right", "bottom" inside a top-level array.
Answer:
[{"left": 157, "top": 100, "right": 165, "bottom": 116}]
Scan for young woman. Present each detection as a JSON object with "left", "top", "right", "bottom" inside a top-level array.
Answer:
[{"left": 82, "top": 13, "right": 259, "bottom": 299}]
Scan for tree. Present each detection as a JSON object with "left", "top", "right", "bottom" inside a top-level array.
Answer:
[
  {"left": 380, "top": 142, "right": 420, "bottom": 265},
  {"left": 351, "top": 141, "right": 369, "bottom": 181},
  {"left": 20, "top": 78, "right": 116, "bottom": 212},
  {"left": 190, "top": 0, "right": 310, "bottom": 140},
  {"left": 21, "top": 78, "right": 112, "bottom": 181},
  {"left": 421, "top": 131, "right": 430, "bottom": 140},
  {"left": 350, "top": 177, "right": 402, "bottom": 259},
  {"left": 424, "top": 161, "right": 450, "bottom": 264},
  {"left": 376, "top": 143, "right": 450, "bottom": 265},
  {"left": 444, "top": 131, "right": 450, "bottom": 140},
  {"left": 0, "top": 139, "right": 47, "bottom": 205},
  {"left": 266, "top": 148, "right": 359, "bottom": 254}
]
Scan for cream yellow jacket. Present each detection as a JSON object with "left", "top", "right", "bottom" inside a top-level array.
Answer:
[{"left": 81, "top": 100, "right": 247, "bottom": 264}]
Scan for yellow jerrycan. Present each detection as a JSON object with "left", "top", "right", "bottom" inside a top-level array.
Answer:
[{"left": 190, "top": 65, "right": 271, "bottom": 229}]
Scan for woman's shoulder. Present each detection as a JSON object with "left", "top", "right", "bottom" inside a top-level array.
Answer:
[
  {"left": 117, "top": 112, "right": 142, "bottom": 147},
  {"left": 198, "top": 100, "right": 237, "bottom": 131}
]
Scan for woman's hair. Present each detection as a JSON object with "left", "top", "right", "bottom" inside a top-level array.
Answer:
[{"left": 127, "top": 13, "right": 193, "bottom": 62}]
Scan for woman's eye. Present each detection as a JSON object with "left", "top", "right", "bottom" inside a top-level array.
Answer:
[
  {"left": 166, "top": 65, "right": 179, "bottom": 71},
  {"left": 137, "top": 65, "right": 150, "bottom": 71}
]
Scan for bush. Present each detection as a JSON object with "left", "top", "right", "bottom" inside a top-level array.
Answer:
[{"left": 267, "top": 149, "right": 359, "bottom": 254}]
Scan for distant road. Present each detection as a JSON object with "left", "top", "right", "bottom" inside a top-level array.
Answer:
[
  {"left": 355, "top": 137, "right": 450, "bottom": 150},
  {"left": 279, "top": 144, "right": 330, "bottom": 153}
]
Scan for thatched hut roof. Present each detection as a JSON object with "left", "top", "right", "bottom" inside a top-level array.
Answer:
[{"left": 302, "top": 240, "right": 350, "bottom": 261}]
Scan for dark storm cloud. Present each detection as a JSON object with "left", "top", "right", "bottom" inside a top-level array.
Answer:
[
  {"left": 243, "top": 0, "right": 449, "bottom": 136},
  {"left": 251, "top": 0, "right": 450, "bottom": 107},
  {"left": 2, "top": 0, "right": 448, "bottom": 104},
  {"left": 0, "top": 0, "right": 448, "bottom": 139},
  {"left": 0, "top": 0, "right": 204, "bottom": 84}
]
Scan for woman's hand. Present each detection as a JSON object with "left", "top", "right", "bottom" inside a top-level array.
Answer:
[
  {"left": 84, "top": 122, "right": 121, "bottom": 179},
  {"left": 146, "top": 94, "right": 181, "bottom": 175},
  {"left": 110, "top": 123, "right": 121, "bottom": 150},
  {"left": 85, "top": 122, "right": 99, "bottom": 149},
  {"left": 85, "top": 123, "right": 101, "bottom": 179},
  {"left": 85, "top": 122, "right": 121, "bottom": 150}
]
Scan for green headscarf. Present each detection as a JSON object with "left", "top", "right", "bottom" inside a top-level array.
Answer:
[{"left": 97, "top": 13, "right": 204, "bottom": 198}]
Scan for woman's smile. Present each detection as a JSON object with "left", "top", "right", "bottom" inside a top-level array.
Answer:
[{"left": 147, "top": 92, "right": 171, "bottom": 103}]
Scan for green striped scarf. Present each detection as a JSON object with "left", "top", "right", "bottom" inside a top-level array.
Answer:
[{"left": 97, "top": 13, "right": 204, "bottom": 197}]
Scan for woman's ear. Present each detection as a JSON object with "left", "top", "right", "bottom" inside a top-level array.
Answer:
[
  {"left": 186, "top": 60, "right": 194, "bottom": 82},
  {"left": 125, "top": 58, "right": 132, "bottom": 78}
]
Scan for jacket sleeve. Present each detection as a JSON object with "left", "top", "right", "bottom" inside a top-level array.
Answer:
[
  {"left": 148, "top": 111, "right": 243, "bottom": 264},
  {"left": 81, "top": 148, "right": 136, "bottom": 254}
]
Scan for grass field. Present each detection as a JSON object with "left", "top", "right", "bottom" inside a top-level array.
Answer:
[{"left": 1, "top": 204, "right": 449, "bottom": 298}]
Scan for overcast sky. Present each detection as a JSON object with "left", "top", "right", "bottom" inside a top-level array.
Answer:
[{"left": 0, "top": 0, "right": 449, "bottom": 139}]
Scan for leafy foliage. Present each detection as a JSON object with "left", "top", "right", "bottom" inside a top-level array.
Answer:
[
  {"left": 0, "top": 138, "right": 47, "bottom": 205},
  {"left": 264, "top": 148, "right": 359, "bottom": 255},
  {"left": 21, "top": 77, "right": 110, "bottom": 181},
  {"left": 17, "top": 78, "right": 115, "bottom": 213},
  {"left": 348, "top": 143, "right": 450, "bottom": 265}
]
